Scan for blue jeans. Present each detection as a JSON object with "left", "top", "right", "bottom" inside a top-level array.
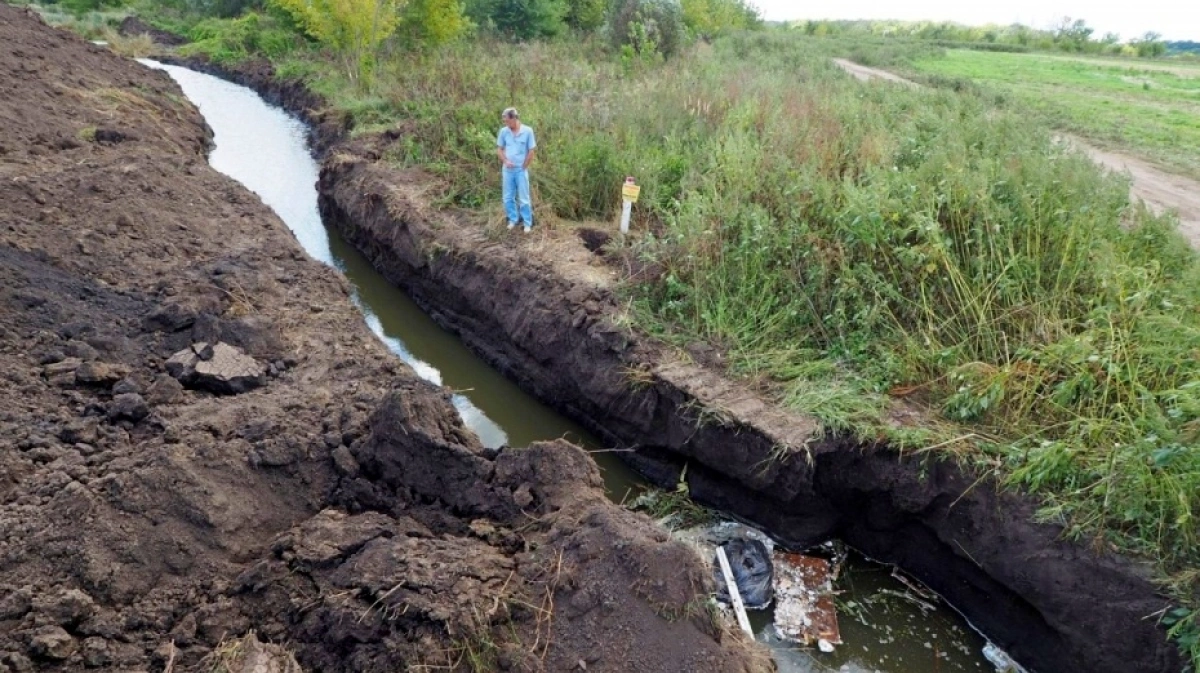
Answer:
[{"left": 502, "top": 167, "right": 533, "bottom": 226}]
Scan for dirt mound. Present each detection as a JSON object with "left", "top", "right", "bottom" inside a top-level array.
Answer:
[{"left": 0, "top": 7, "right": 763, "bottom": 672}]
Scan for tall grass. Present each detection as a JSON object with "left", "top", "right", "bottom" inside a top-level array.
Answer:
[
  {"left": 296, "top": 27, "right": 1200, "bottom": 569},
  {"left": 262, "top": 29, "right": 1200, "bottom": 661}
]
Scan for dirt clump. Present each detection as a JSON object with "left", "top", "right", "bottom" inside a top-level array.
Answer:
[{"left": 0, "top": 7, "right": 765, "bottom": 672}]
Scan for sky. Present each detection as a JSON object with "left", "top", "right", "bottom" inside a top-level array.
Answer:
[{"left": 750, "top": 0, "right": 1200, "bottom": 42}]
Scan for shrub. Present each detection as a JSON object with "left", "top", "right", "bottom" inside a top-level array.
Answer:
[
  {"left": 395, "top": 0, "right": 471, "bottom": 48},
  {"left": 464, "top": 0, "right": 567, "bottom": 39},
  {"left": 564, "top": 0, "right": 605, "bottom": 32},
  {"left": 606, "top": 0, "right": 683, "bottom": 56},
  {"left": 182, "top": 11, "right": 301, "bottom": 63},
  {"left": 269, "top": 0, "right": 399, "bottom": 82}
]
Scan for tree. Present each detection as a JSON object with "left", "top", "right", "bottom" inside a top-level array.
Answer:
[
  {"left": 606, "top": 0, "right": 684, "bottom": 56},
  {"left": 1053, "top": 17, "right": 1093, "bottom": 52},
  {"left": 396, "top": 0, "right": 470, "bottom": 46},
  {"left": 270, "top": 0, "right": 402, "bottom": 83},
  {"left": 564, "top": 0, "right": 605, "bottom": 31},
  {"left": 680, "top": 0, "right": 758, "bottom": 39},
  {"left": 1132, "top": 31, "right": 1166, "bottom": 58},
  {"left": 464, "top": 0, "right": 567, "bottom": 39}
]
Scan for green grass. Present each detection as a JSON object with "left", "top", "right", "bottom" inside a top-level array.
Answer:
[
  {"left": 142, "top": 21, "right": 1200, "bottom": 665},
  {"left": 18, "top": 1, "right": 131, "bottom": 38},
  {"left": 907, "top": 49, "right": 1200, "bottom": 180}
]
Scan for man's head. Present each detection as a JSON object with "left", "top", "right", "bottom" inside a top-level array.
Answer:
[{"left": 502, "top": 107, "right": 520, "bottom": 131}]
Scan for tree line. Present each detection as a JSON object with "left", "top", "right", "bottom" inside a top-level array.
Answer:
[
  {"left": 791, "top": 17, "right": 1181, "bottom": 59},
  {"left": 41, "top": 0, "right": 760, "bottom": 82}
]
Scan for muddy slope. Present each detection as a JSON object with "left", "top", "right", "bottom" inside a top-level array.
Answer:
[
  {"left": 0, "top": 8, "right": 763, "bottom": 672},
  {"left": 317, "top": 148, "right": 1183, "bottom": 672}
]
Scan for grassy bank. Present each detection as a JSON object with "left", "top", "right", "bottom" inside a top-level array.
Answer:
[
  {"left": 906, "top": 49, "right": 1200, "bottom": 181},
  {"left": 80, "top": 14, "right": 1200, "bottom": 662}
]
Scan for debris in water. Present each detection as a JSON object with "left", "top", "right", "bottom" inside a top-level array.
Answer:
[
  {"left": 675, "top": 521, "right": 777, "bottom": 611},
  {"left": 713, "top": 538, "right": 774, "bottom": 610},
  {"left": 715, "top": 545, "right": 754, "bottom": 635},
  {"left": 983, "top": 642, "right": 1028, "bottom": 673},
  {"left": 890, "top": 566, "right": 939, "bottom": 603},
  {"left": 772, "top": 552, "right": 842, "bottom": 648}
]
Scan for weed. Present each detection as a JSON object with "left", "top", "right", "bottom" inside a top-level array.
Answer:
[
  {"left": 629, "top": 464, "right": 715, "bottom": 529},
  {"left": 215, "top": 278, "right": 257, "bottom": 317},
  {"left": 98, "top": 27, "right": 155, "bottom": 57},
  {"left": 198, "top": 632, "right": 302, "bottom": 673},
  {"left": 1162, "top": 606, "right": 1200, "bottom": 671},
  {"left": 621, "top": 363, "right": 656, "bottom": 390}
]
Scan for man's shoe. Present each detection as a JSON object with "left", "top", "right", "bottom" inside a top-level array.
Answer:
[
  {"left": 507, "top": 222, "right": 517, "bottom": 230},
  {"left": 523, "top": 225, "right": 531, "bottom": 234}
]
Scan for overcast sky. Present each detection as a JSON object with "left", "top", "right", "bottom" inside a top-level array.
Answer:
[{"left": 750, "top": 0, "right": 1200, "bottom": 41}]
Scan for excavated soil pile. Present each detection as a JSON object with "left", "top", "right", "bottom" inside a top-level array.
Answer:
[{"left": 0, "top": 8, "right": 764, "bottom": 672}]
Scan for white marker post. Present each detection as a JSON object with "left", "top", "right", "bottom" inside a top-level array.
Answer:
[
  {"left": 620, "top": 176, "right": 640, "bottom": 235},
  {"left": 715, "top": 545, "right": 754, "bottom": 636}
]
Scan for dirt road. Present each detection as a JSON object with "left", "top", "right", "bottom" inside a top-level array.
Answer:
[
  {"left": 832, "top": 58, "right": 1200, "bottom": 249},
  {"left": 832, "top": 58, "right": 918, "bottom": 86}
]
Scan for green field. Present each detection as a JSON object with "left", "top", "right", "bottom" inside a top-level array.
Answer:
[{"left": 907, "top": 49, "right": 1200, "bottom": 180}]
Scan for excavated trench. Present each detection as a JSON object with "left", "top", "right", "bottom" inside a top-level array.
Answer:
[
  {"left": 317, "top": 167, "right": 1178, "bottom": 673},
  {"left": 166, "top": 57, "right": 1182, "bottom": 673}
]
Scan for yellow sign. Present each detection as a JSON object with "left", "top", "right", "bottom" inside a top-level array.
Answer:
[{"left": 622, "top": 183, "right": 641, "bottom": 202}]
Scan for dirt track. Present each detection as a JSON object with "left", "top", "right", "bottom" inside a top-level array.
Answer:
[
  {"left": 0, "top": 7, "right": 765, "bottom": 672},
  {"left": 832, "top": 58, "right": 1200, "bottom": 249}
]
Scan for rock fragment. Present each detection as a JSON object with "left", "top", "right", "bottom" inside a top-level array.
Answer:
[
  {"left": 75, "top": 361, "right": 127, "bottom": 386},
  {"left": 29, "top": 626, "right": 75, "bottom": 660},
  {"left": 165, "top": 342, "right": 266, "bottom": 394},
  {"left": 107, "top": 393, "right": 150, "bottom": 422}
]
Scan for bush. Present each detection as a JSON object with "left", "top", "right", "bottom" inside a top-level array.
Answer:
[
  {"left": 564, "top": 0, "right": 605, "bottom": 32},
  {"left": 606, "top": 0, "right": 684, "bottom": 56},
  {"left": 141, "top": 0, "right": 264, "bottom": 19},
  {"left": 182, "top": 11, "right": 301, "bottom": 63},
  {"left": 60, "top": 0, "right": 125, "bottom": 17},
  {"left": 464, "top": 0, "right": 567, "bottom": 39},
  {"left": 395, "top": 0, "right": 471, "bottom": 48},
  {"left": 680, "top": 0, "right": 758, "bottom": 39}
]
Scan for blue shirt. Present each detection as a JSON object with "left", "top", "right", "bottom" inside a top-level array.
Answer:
[{"left": 497, "top": 124, "right": 537, "bottom": 170}]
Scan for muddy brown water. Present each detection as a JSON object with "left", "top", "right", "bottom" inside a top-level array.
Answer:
[{"left": 142, "top": 60, "right": 999, "bottom": 673}]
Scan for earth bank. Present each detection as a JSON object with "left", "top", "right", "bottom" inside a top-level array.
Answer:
[
  {"left": 257, "top": 73, "right": 1187, "bottom": 673},
  {"left": 141, "top": 27, "right": 1184, "bottom": 670},
  {"left": 0, "top": 7, "right": 766, "bottom": 672}
]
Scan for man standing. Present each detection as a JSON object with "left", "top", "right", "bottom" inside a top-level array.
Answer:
[{"left": 496, "top": 107, "right": 537, "bottom": 233}]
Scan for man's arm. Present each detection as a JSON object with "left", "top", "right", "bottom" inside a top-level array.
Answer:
[
  {"left": 497, "top": 129, "right": 514, "bottom": 168},
  {"left": 523, "top": 129, "right": 537, "bottom": 169}
]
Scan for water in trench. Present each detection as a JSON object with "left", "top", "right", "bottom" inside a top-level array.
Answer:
[{"left": 142, "top": 60, "right": 1000, "bottom": 673}]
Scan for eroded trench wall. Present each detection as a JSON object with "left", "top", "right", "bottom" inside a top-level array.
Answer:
[
  {"left": 164, "top": 56, "right": 1183, "bottom": 673},
  {"left": 315, "top": 155, "right": 1181, "bottom": 673}
]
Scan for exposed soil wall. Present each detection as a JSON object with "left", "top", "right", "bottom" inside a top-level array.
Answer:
[
  {"left": 317, "top": 150, "right": 1185, "bottom": 673},
  {"left": 1, "top": 9, "right": 763, "bottom": 672}
]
